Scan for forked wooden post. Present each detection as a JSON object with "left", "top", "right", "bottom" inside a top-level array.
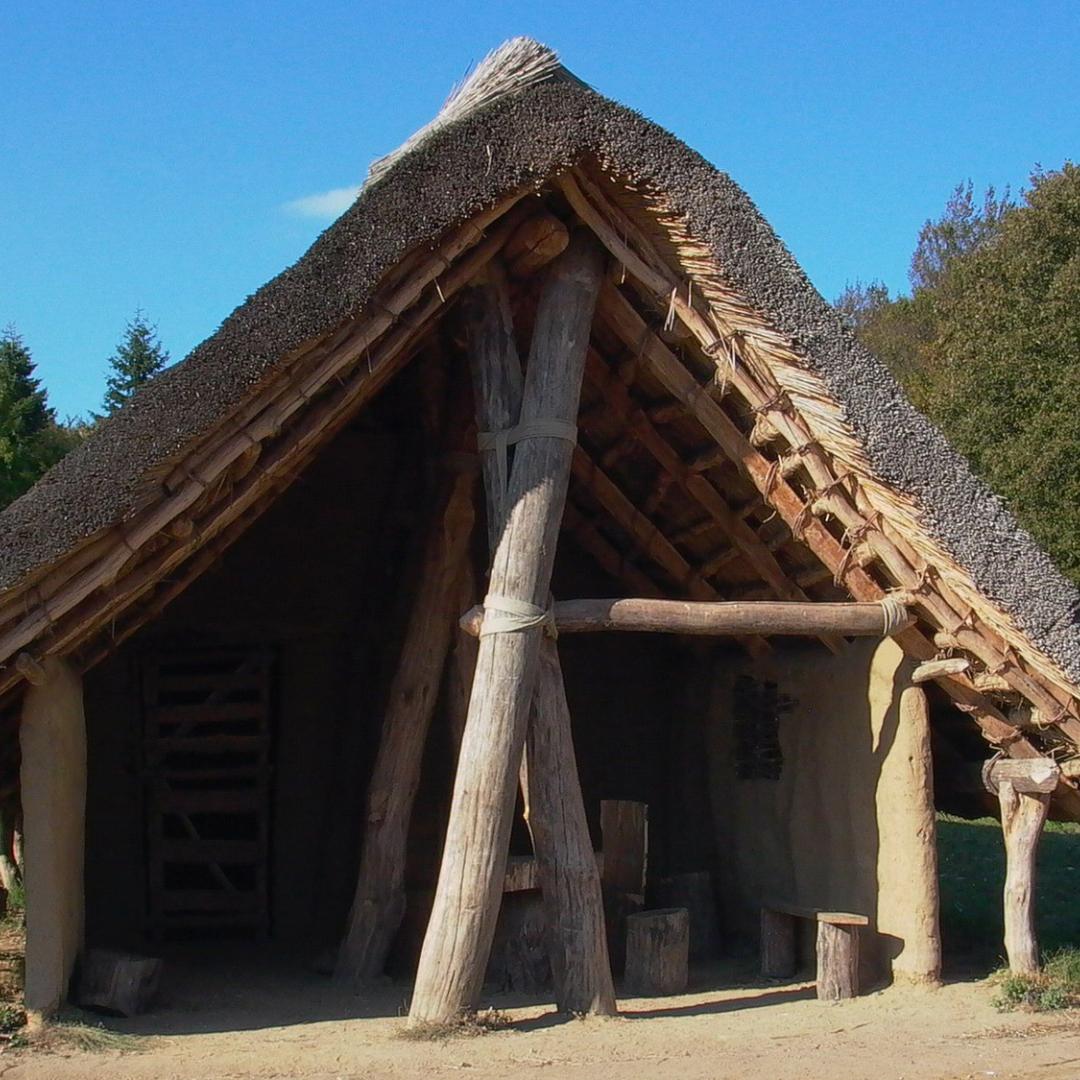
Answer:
[
  {"left": 462, "top": 259, "right": 614, "bottom": 1015},
  {"left": 334, "top": 395, "right": 476, "bottom": 983},
  {"left": 409, "top": 233, "right": 605, "bottom": 1025},
  {"left": 985, "top": 758, "right": 1057, "bottom": 975}
]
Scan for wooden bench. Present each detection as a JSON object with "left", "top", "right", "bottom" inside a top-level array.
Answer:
[{"left": 761, "top": 901, "right": 869, "bottom": 1000}]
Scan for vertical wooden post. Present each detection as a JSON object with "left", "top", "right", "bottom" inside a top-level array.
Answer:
[
  {"left": 760, "top": 908, "right": 796, "bottom": 978},
  {"left": 20, "top": 656, "right": 87, "bottom": 1017},
  {"left": 462, "top": 258, "right": 614, "bottom": 1016},
  {"left": 999, "top": 779, "right": 1050, "bottom": 975},
  {"left": 334, "top": 400, "right": 476, "bottom": 984},
  {"left": 409, "top": 233, "right": 604, "bottom": 1025},
  {"left": 816, "top": 921, "right": 860, "bottom": 1000}
]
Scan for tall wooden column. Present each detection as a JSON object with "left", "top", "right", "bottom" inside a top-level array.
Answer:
[
  {"left": 986, "top": 759, "right": 1057, "bottom": 975},
  {"left": 20, "top": 656, "right": 87, "bottom": 1017},
  {"left": 409, "top": 233, "right": 604, "bottom": 1025},
  {"left": 335, "top": 396, "right": 476, "bottom": 983},
  {"left": 465, "top": 261, "right": 615, "bottom": 1016}
]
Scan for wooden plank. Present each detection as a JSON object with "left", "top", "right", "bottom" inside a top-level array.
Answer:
[{"left": 764, "top": 900, "right": 869, "bottom": 926}]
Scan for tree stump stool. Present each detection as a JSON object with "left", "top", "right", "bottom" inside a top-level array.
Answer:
[
  {"left": 624, "top": 907, "right": 689, "bottom": 995},
  {"left": 76, "top": 949, "right": 163, "bottom": 1016}
]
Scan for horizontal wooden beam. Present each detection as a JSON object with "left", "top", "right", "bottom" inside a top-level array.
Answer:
[
  {"left": 460, "top": 597, "right": 912, "bottom": 639},
  {"left": 983, "top": 757, "right": 1061, "bottom": 795}
]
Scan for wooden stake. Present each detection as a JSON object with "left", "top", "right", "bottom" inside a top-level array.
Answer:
[
  {"left": 334, "top": 402, "right": 477, "bottom": 983},
  {"left": 464, "top": 260, "right": 614, "bottom": 1016},
  {"left": 409, "top": 233, "right": 605, "bottom": 1026},
  {"left": 996, "top": 778, "right": 1051, "bottom": 974}
]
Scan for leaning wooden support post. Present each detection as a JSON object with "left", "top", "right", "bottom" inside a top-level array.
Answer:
[
  {"left": 20, "top": 656, "right": 87, "bottom": 1018},
  {"left": 409, "top": 234, "right": 605, "bottom": 1026},
  {"left": 334, "top": 403, "right": 477, "bottom": 984},
  {"left": 984, "top": 757, "right": 1058, "bottom": 974},
  {"left": 464, "top": 260, "right": 614, "bottom": 1016},
  {"left": 460, "top": 597, "right": 912, "bottom": 638}
]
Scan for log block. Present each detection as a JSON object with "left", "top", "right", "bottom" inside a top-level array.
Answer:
[
  {"left": 601, "top": 800, "right": 648, "bottom": 975},
  {"left": 761, "top": 908, "right": 796, "bottom": 979},
  {"left": 656, "top": 871, "right": 719, "bottom": 963},
  {"left": 816, "top": 921, "right": 860, "bottom": 1001},
  {"left": 625, "top": 908, "right": 689, "bottom": 996},
  {"left": 77, "top": 949, "right": 163, "bottom": 1017}
]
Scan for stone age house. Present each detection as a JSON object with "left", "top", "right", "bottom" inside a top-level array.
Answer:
[{"left": 3, "top": 39, "right": 1080, "bottom": 1022}]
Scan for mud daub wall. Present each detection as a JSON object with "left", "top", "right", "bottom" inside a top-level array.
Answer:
[{"left": 704, "top": 638, "right": 921, "bottom": 967}]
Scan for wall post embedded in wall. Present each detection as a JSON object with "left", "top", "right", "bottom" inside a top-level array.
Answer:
[
  {"left": 19, "top": 656, "right": 87, "bottom": 1017},
  {"left": 984, "top": 757, "right": 1058, "bottom": 975},
  {"left": 460, "top": 254, "right": 614, "bottom": 1016},
  {"left": 334, "top": 388, "right": 477, "bottom": 984},
  {"left": 409, "top": 233, "right": 605, "bottom": 1026}
]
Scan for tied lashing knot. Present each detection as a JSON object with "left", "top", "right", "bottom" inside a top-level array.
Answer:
[
  {"left": 477, "top": 419, "right": 578, "bottom": 497},
  {"left": 479, "top": 594, "right": 557, "bottom": 639},
  {"left": 879, "top": 596, "right": 909, "bottom": 636}
]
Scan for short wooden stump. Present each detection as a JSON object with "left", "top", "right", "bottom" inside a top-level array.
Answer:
[{"left": 625, "top": 907, "right": 689, "bottom": 996}]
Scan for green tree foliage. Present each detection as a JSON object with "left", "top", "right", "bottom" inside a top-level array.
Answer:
[
  {"left": 101, "top": 311, "right": 169, "bottom": 415},
  {"left": 0, "top": 327, "right": 82, "bottom": 508},
  {"left": 838, "top": 164, "right": 1080, "bottom": 584}
]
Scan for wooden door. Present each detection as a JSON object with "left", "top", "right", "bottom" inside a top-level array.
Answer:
[{"left": 142, "top": 648, "right": 274, "bottom": 938}]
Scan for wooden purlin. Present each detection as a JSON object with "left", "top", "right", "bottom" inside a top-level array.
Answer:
[
  {"left": 582, "top": 348, "right": 844, "bottom": 653},
  {"left": 0, "top": 200, "right": 532, "bottom": 700},
  {"left": 561, "top": 503, "right": 666, "bottom": 598},
  {"left": 561, "top": 170, "right": 1080, "bottom": 751}
]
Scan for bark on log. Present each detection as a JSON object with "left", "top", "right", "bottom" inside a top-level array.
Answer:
[
  {"left": 625, "top": 908, "right": 689, "bottom": 996},
  {"left": 998, "top": 779, "right": 1050, "bottom": 975},
  {"left": 466, "top": 258, "right": 614, "bottom": 1016},
  {"left": 334, "top": 412, "right": 477, "bottom": 984},
  {"left": 460, "top": 597, "right": 911, "bottom": 638},
  {"left": 816, "top": 921, "right": 860, "bottom": 1000},
  {"left": 409, "top": 233, "right": 605, "bottom": 1026},
  {"left": 761, "top": 908, "right": 797, "bottom": 979}
]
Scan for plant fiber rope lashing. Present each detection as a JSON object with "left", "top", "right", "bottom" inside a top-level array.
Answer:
[
  {"left": 880, "top": 596, "right": 908, "bottom": 636},
  {"left": 476, "top": 419, "right": 578, "bottom": 496},
  {"left": 479, "top": 594, "right": 557, "bottom": 638}
]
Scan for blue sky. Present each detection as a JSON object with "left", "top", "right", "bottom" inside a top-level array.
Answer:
[{"left": 3, "top": 1, "right": 1077, "bottom": 419}]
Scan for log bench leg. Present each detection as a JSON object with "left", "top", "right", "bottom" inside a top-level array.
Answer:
[
  {"left": 625, "top": 908, "right": 689, "bottom": 996},
  {"left": 816, "top": 921, "right": 859, "bottom": 1001},
  {"left": 761, "top": 908, "right": 796, "bottom": 979}
]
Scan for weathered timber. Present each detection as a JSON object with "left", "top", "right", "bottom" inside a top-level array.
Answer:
[
  {"left": 409, "top": 233, "right": 605, "bottom": 1026},
  {"left": 77, "top": 949, "right": 163, "bottom": 1017},
  {"left": 601, "top": 799, "right": 648, "bottom": 974},
  {"left": 503, "top": 213, "right": 570, "bottom": 278},
  {"left": 334, "top": 402, "right": 477, "bottom": 983},
  {"left": 655, "top": 872, "right": 719, "bottom": 963},
  {"left": 625, "top": 908, "right": 689, "bottom": 996},
  {"left": 912, "top": 657, "right": 971, "bottom": 684},
  {"left": 998, "top": 778, "right": 1051, "bottom": 974},
  {"left": 983, "top": 757, "right": 1060, "bottom": 795},
  {"left": 465, "top": 259, "right": 614, "bottom": 1016},
  {"left": 760, "top": 908, "right": 796, "bottom": 978},
  {"left": 816, "top": 921, "right": 861, "bottom": 1000},
  {"left": 461, "top": 597, "right": 911, "bottom": 638}
]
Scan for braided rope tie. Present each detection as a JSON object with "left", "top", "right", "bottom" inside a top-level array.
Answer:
[
  {"left": 479, "top": 594, "right": 557, "bottom": 639},
  {"left": 879, "top": 596, "right": 909, "bottom": 636},
  {"left": 476, "top": 419, "right": 578, "bottom": 497}
]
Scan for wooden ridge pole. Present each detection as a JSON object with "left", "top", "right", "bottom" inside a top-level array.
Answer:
[
  {"left": 463, "top": 261, "right": 614, "bottom": 1016},
  {"left": 409, "top": 233, "right": 605, "bottom": 1026},
  {"left": 334, "top": 389, "right": 477, "bottom": 984},
  {"left": 458, "top": 597, "right": 912, "bottom": 638}
]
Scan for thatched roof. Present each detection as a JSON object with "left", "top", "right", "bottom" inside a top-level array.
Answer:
[{"left": 3, "top": 39, "right": 1080, "bottom": 775}]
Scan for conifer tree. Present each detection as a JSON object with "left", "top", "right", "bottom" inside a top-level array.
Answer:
[{"left": 101, "top": 311, "right": 169, "bottom": 415}]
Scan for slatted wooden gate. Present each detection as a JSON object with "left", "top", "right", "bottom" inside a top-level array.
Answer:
[{"left": 142, "top": 648, "right": 274, "bottom": 938}]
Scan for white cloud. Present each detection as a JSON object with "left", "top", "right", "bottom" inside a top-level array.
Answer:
[{"left": 283, "top": 185, "right": 361, "bottom": 219}]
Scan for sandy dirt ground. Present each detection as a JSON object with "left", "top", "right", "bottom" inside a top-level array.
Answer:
[{"left": 4, "top": 954, "right": 1080, "bottom": 1080}]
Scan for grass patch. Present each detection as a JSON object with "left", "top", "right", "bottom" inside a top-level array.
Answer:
[
  {"left": 11, "top": 1012, "right": 143, "bottom": 1054},
  {"left": 398, "top": 1007, "right": 513, "bottom": 1042},
  {"left": 992, "top": 947, "right": 1080, "bottom": 1012},
  {"left": 937, "top": 814, "right": 1080, "bottom": 969}
]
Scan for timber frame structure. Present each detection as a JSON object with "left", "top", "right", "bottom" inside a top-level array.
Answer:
[{"left": 4, "top": 39, "right": 1080, "bottom": 1018}]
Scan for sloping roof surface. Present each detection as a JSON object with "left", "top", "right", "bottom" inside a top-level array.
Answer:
[{"left": 3, "top": 40, "right": 1079, "bottom": 685}]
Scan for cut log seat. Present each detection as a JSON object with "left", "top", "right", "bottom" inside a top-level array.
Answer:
[{"left": 761, "top": 900, "right": 868, "bottom": 1001}]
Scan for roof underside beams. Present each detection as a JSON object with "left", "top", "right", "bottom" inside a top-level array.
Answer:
[{"left": 2, "top": 165, "right": 1080, "bottom": 810}]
